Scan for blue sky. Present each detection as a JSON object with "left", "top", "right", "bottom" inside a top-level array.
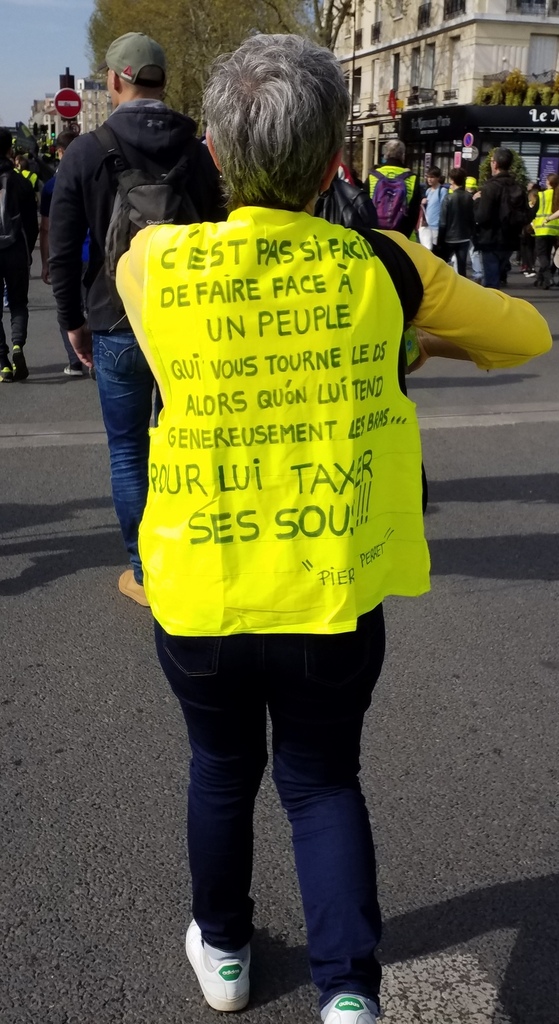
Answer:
[{"left": 0, "top": 0, "right": 95, "bottom": 127}]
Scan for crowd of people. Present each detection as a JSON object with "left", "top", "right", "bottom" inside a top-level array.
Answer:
[
  {"left": 365, "top": 138, "right": 559, "bottom": 289},
  {"left": 1, "top": 29, "right": 554, "bottom": 1024}
]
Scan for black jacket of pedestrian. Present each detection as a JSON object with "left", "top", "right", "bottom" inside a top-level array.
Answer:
[
  {"left": 0, "top": 157, "right": 39, "bottom": 257},
  {"left": 438, "top": 187, "right": 475, "bottom": 245},
  {"left": 49, "top": 101, "right": 226, "bottom": 332},
  {"left": 474, "top": 171, "right": 525, "bottom": 251}
]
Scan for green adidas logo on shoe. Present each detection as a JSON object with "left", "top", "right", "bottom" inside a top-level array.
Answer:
[
  {"left": 218, "top": 964, "right": 243, "bottom": 981},
  {"left": 335, "top": 997, "right": 365, "bottom": 1011}
]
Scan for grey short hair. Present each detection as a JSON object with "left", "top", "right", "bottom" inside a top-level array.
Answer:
[
  {"left": 203, "top": 34, "right": 350, "bottom": 210},
  {"left": 382, "top": 139, "right": 406, "bottom": 164}
]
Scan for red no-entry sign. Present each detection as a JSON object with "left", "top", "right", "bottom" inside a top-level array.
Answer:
[{"left": 54, "top": 88, "right": 82, "bottom": 119}]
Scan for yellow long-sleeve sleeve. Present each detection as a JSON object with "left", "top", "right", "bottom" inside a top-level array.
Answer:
[{"left": 383, "top": 230, "right": 552, "bottom": 369}]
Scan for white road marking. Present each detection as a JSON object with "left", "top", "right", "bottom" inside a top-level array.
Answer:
[{"left": 1, "top": 400, "right": 559, "bottom": 448}]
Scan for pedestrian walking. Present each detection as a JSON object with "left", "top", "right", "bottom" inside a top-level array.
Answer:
[
  {"left": 116, "top": 34, "right": 551, "bottom": 1024},
  {"left": 438, "top": 167, "right": 475, "bottom": 276},
  {"left": 473, "top": 147, "right": 532, "bottom": 288},
  {"left": 49, "top": 32, "right": 225, "bottom": 606},
  {"left": 367, "top": 139, "right": 420, "bottom": 236},
  {"left": 418, "top": 165, "right": 446, "bottom": 253},
  {"left": 40, "top": 131, "right": 89, "bottom": 377},
  {"left": 520, "top": 184, "right": 538, "bottom": 278},
  {"left": 531, "top": 172, "right": 559, "bottom": 288},
  {"left": 0, "top": 128, "right": 39, "bottom": 383},
  {"left": 465, "top": 176, "right": 483, "bottom": 282}
]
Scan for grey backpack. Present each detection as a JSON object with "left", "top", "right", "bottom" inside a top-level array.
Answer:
[{"left": 95, "top": 123, "right": 199, "bottom": 308}]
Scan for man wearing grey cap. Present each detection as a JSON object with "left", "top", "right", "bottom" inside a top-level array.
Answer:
[{"left": 49, "top": 33, "right": 225, "bottom": 605}]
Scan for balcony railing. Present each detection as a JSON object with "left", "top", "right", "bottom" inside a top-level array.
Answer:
[
  {"left": 506, "top": 0, "right": 553, "bottom": 10},
  {"left": 418, "top": 2, "right": 431, "bottom": 28},
  {"left": 354, "top": 28, "right": 362, "bottom": 49},
  {"left": 444, "top": 0, "right": 466, "bottom": 17},
  {"left": 407, "top": 87, "right": 437, "bottom": 106},
  {"left": 482, "top": 68, "right": 555, "bottom": 85},
  {"left": 443, "top": 88, "right": 458, "bottom": 101},
  {"left": 371, "top": 21, "right": 381, "bottom": 43}
]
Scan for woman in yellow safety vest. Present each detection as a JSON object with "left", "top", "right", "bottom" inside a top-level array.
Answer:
[
  {"left": 114, "top": 34, "right": 551, "bottom": 1024},
  {"left": 532, "top": 172, "right": 559, "bottom": 288}
]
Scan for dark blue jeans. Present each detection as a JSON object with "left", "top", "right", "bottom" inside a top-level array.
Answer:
[
  {"left": 155, "top": 606, "right": 386, "bottom": 1012},
  {"left": 481, "top": 249, "right": 511, "bottom": 289},
  {"left": 93, "top": 331, "right": 157, "bottom": 583}
]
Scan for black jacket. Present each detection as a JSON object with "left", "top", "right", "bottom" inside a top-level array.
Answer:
[
  {"left": 0, "top": 158, "right": 39, "bottom": 258},
  {"left": 438, "top": 188, "right": 475, "bottom": 245},
  {"left": 474, "top": 171, "right": 522, "bottom": 251},
  {"left": 49, "top": 101, "right": 226, "bottom": 331}
]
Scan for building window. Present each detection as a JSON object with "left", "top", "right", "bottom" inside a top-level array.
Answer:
[
  {"left": 443, "top": 0, "right": 466, "bottom": 17},
  {"left": 371, "top": 58, "right": 379, "bottom": 101},
  {"left": 393, "top": 0, "right": 403, "bottom": 16},
  {"left": 423, "top": 43, "right": 436, "bottom": 89},
  {"left": 393, "top": 53, "right": 400, "bottom": 93},
  {"left": 528, "top": 34, "right": 558, "bottom": 77},
  {"left": 411, "top": 47, "right": 421, "bottom": 88},
  {"left": 352, "top": 67, "right": 362, "bottom": 108},
  {"left": 418, "top": 2, "right": 431, "bottom": 29},
  {"left": 449, "top": 35, "right": 460, "bottom": 88}
]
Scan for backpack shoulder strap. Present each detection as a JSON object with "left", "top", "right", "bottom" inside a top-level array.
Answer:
[
  {"left": 93, "top": 122, "right": 128, "bottom": 179},
  {"left": 94, "top": 122, "right": 198, "bottom": 184}
]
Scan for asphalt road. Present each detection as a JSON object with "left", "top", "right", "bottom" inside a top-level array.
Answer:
[{"left": 1, "top": 264, "right": 558, "bottom": 1024}]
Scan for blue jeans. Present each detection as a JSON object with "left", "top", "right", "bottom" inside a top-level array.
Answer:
[
  {"left": 60, "top": 328, "right": 84, "bottom": 370},
  {"left": 481, "top": 249, "right": 511, "bottom": 289},
  {"left": 93, "top": 331, "right": 157, "bottom": 583},
  {"left": 155, "top": 606, "right": 386, "bottom": 1012}
]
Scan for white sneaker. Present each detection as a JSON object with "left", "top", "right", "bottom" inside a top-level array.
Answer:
[
  {"left": 185, "top": 919, "right": 250, "bottom": 1012},
  {"left": 63, "top": 364, "right": 85, "bottom": 376},
  {"left": 323, "top": 994, "right": 379, "bottom": 1024}
]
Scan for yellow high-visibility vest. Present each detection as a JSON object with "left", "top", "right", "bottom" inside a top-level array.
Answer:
[
  {"left": 118, "top": 209, "right": 430, "bottom": 635},
  {"left": 21, "top": 169, "right": 38, "bottom": 189},
  {"left": 533, "top": 188, "right": 559, "bottom": 236}
]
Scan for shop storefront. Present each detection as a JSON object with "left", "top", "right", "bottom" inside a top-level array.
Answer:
[{"left": 400, "top": 104, "right": 559, "bottom": 185}]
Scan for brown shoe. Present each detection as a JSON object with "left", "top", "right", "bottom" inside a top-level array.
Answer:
[{"left": 118, "top": 569, "right": 150, "bottom": 607}]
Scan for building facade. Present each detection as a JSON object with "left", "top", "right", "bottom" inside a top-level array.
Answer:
[
  {"left": 336, "top": 0, "right": 559, "bottom": 183},
  {"left": 75, "top": 78, "right": 112, "bottom": 134}
]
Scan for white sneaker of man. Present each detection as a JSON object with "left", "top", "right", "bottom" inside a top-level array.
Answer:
[
  {"left": 322, "top": 993, "right": 380, "bottom": 1024},
  {"left": 185, "top": 919, "right": 250, "bottom": 1012}
]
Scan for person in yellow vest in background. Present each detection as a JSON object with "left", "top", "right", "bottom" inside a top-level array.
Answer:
[
  {"left": 465, "top": 175, "right": 483, "bottom": 282},
  {"left": 15, "top": 154, "right": 39, "bottom": 196},
  {"left": 533, "top": 172, "right": 559, "bottom": 288},
  {"left": 368, "top": 139, "right": 420, "bottom": 236},
  {"left": 115, "top": 35, "right": 551, "bottom": 1024}
]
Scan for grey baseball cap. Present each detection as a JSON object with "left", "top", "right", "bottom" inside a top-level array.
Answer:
[{"left": 98, "top": 32, "right": 166, "bottom": 85}]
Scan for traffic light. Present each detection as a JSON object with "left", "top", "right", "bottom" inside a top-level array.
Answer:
[{"left": 33, "top": 122, "right": 39, "bottom": 136}]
